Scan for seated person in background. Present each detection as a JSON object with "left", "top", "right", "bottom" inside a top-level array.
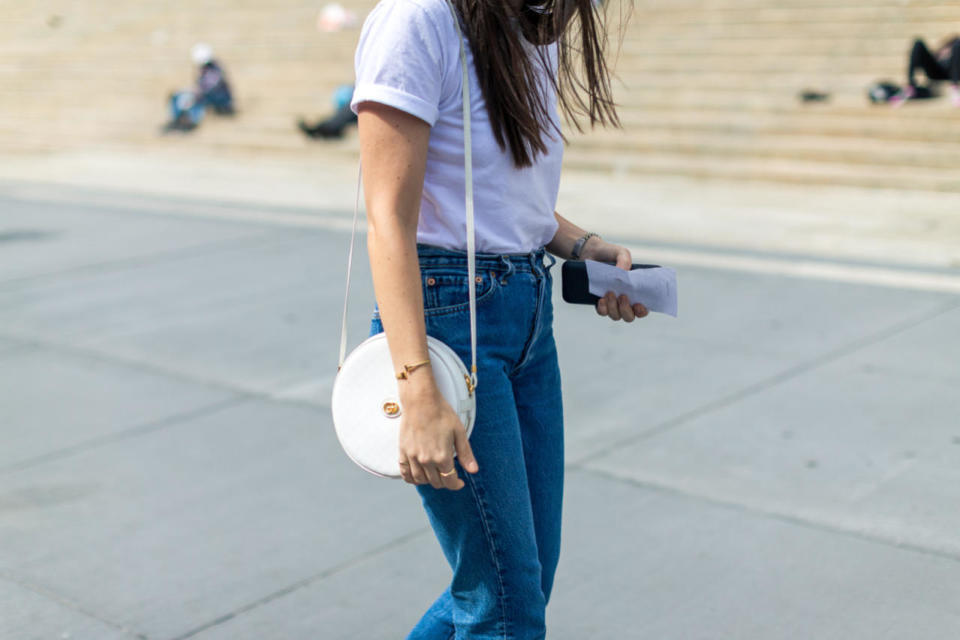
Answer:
[
  {"left": 193, "top": 43, "right": 235, "bottom": 115},
  {"left": 892, "top": 35, "right": 960, "bottom": 106},
  {"left": 298, "top": 84, "right": 357, "bottom": 139},
  {"left": 163, "top": 43, "right": 235, "bottom": 132}
]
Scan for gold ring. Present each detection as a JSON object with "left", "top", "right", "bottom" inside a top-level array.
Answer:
[
  {"left": 398, "top": 461, "right": 410, "bottom": 467},
  {"left": 439, "top": 467, "right": 457, "bottom": 477}
]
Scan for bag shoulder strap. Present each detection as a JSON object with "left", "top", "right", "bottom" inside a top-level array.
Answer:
[{"left": 338, "top": 0, "right": 478, "bottom": 392}]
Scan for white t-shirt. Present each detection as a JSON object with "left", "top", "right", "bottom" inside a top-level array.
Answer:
[{"left": 350, "top": 0, "right": 563, "bottom": 255}]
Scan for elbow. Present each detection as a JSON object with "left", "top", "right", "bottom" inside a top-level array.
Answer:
[{"left": 366, "top": 206, "right": 419, "bottom": 250}]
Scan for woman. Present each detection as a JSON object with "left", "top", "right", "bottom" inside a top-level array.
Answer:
[
  {"left": 350, "top": 0, "right": 645, "bottom": 636},
  {"left": 893, "top": 35, "right": 960, "bottom": 106}
]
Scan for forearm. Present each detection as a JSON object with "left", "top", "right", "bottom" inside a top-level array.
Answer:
[
  {"left": 367, "top": 220, "right": 438, "bottom": 399},
  {"left": 545, "top": 211, "right": 590, "bottom": 260},
  {"left": 547, "top": 210, "right": 635, "bottom": 270},
  {"left": 547, "top": 212, "right": 648, "bottom": 320}
]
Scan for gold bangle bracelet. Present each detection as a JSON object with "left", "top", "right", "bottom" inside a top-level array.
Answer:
[{"left": 396, "top": 359, "right": 432, "bottom": 380}]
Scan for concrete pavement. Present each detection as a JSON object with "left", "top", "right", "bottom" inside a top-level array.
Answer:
[{"left": 1, "top": 180, "right": 959, "bottom": 639}]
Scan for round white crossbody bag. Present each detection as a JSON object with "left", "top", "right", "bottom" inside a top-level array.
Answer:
[
  {"left": 332, "top": 334, "right": 475, "bottom": 478},
  {"left": 331, "top": 0, "right": 478, "bottom": 479}
]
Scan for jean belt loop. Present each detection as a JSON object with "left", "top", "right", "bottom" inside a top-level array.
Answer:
[
  {"left": 499, "top": 254, "right": 515, "bottom": 284},
  {"left": 544, "top": 251, "right": 557, "bottom": 272},
  {"left": 533, "top": 248, "right": 548, "bottom": 278}
]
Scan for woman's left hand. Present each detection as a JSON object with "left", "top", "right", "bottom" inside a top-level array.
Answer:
[{"left": 579, "top": 238, "right": 650, "bottom": 323}]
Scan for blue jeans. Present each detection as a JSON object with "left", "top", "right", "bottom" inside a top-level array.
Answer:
[
  {"left": 168, "top": 91, "right": 205, "bottom": 126},
  {"left": 369, "top": 243, "right": 564, "bottom": 639}
]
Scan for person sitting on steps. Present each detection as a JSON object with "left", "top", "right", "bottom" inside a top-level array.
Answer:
[
  {"left": 298, "top": 84, "right": 357, "bottom": 139},
  {"left": 891, "top": 35, "right": 960, "bottom": 107},
  {"left": 162, "top": 43, "right": 236, "bottom": 132}
]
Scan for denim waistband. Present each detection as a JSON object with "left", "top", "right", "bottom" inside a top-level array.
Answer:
[{"left": 416, "top": 243, "right": 556, "bottom": 273}]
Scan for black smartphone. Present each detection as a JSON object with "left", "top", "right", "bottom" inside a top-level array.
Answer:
[{"left": 561, "top": 260, "right": 660, "bottom": 305}]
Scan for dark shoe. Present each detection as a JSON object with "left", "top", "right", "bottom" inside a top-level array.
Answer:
[
  {"left": 298, "top": 118, "right": 343, "bottom": 139},
  {"left": 798, "top": 89, "right": 830, "bottom": 103},
  {"left": 160, "top": 119, "right": 197, "bottom": 134}
]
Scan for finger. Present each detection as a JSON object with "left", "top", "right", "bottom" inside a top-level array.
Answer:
[
  {"left": 454, "top": 428, "right": 479, "bottom": 474},
  {"left": 596, "top": 296, "right": 608, "bottom": 316},
  {"left": 407, "top": 458, "right": 429, "bottom": 485},
  {"left": 615, "top": 249, "right": 632, "bottom": 270},
  {"left": 422, "top": 461, "right": 444, "bottom": 490},
  {"left": 438, "top": 460, "right": 464, "bottom": 491},
  {"left": 605, "top": 292, "right": 621, "bottom": 321},
  {"left": 398, "top": 459, "right": 414, "bottom": 484},
  {"left": 618, "top": 294, "right": 635, "bottom": 322},
  {"left": 633, "top": 303, "right": 649, "bottom": 318}
]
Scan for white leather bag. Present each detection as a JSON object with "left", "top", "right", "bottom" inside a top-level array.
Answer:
[{"left": 331, "top": 0, "right": 478, "bottom": 479}]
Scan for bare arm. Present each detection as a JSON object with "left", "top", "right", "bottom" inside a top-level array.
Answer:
[
  {"left": 547, "top": 211, "right": 649, "bottom": 322},
  {"left": 545, "top": 210, "right": 592, "bottom": 261},
  {"left": 359, "top": 102, "right": 431, "bottom": 396},
  {"left": 357, "top": 101, "right": 478, "bottom": 490}
]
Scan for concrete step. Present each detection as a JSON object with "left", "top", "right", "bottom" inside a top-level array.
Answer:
[
  {"left": 571, "top": 127, "right": 960, "bottom": 169},
  {"left": 613, "top": 105, "right": 960, "bottom": 141},
  {"left": 627, "top": 5, "right": 960, "bottom": 24},
  {"left": 562, "top": 148, "right": 960, "bottom": 192}
]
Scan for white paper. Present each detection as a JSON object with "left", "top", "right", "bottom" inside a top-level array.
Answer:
[{"left": 584, "top": 260, "right": 678, "bottom": 317}]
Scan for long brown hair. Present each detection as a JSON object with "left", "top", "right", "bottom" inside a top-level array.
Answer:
[{"left": 451, "top": 0, "right": 621, "bottom": 167}]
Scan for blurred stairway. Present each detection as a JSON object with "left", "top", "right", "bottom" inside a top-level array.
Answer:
[
  {"left": 2, "top": 0, "right": 959, "bottom": 192},
  {"left": 565, "top": 0, "right": 960, "bottom": 191}
]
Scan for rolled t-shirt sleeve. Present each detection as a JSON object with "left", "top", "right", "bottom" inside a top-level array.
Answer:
[{"left": 351, "top": 0, "right": 447, "bottom": 126}]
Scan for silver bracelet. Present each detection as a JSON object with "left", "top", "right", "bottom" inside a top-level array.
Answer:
[{"left": 571, "top": 232, "right": 600, "bottom": 260}]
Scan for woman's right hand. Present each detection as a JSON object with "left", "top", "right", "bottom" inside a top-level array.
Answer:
[
  {"left": 356, "top": 102, "right": 478, "bottom": 490},
  {"left": 398, "top": 376, "right": 479, "bottom": 491}
]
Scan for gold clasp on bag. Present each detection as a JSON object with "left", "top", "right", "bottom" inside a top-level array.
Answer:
[
  {"left": 382, "top": 400, "right": 401, "bottom": 418},
  {"left": 464, "top": 371, "right": 476, "bottom": 396}
]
